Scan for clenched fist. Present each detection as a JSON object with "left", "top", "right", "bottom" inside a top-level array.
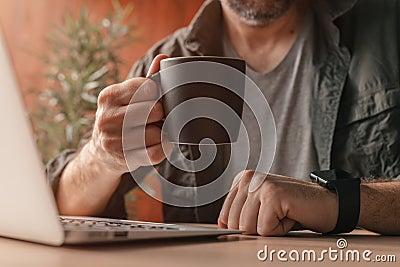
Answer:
[{"left": 218, "top": 170, "right": 339, "bottom": 236}]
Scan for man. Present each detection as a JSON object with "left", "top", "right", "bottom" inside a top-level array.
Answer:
[{"left": 47, "top": 0, "right": 400, "bottom": 236}]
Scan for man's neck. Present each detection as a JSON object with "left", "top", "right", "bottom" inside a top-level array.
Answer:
[{"left": 222, "top": 0, "right": 311, "bottom": 73}]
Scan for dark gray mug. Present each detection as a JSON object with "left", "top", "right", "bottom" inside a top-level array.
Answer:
[{"left": 159, "top": 56, "right": 246, "bottom": 144}]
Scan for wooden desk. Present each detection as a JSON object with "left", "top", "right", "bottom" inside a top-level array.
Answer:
[{"left": 0, "top": 228, "right": 398, "bottom": 267}]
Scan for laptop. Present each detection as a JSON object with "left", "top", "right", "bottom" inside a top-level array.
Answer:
[{"left": 0, "top": 29, "right": 242, "bottom": 246}]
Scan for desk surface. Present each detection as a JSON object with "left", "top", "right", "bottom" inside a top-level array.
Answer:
[{"left": 0, "top": 228, "right": 399, "bottom": 267}]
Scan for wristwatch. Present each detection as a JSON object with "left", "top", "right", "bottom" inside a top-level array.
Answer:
[{"left": 310, "top": 169, "right": 361, "bottom": 234}]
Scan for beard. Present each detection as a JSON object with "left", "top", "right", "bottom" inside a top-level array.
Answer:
[{"left": 221, "top": 0, "right": 295, "bottom": 26}]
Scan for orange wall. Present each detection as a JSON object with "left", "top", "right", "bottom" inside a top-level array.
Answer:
[{"left": 0, "top": 0, "right": 204, "bottom": 103}]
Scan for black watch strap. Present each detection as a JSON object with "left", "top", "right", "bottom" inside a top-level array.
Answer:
[
  {"left": 310, "top": 170, "right": 361, "bottom": 234},
  {"left": 327, "top": 178, "right": 361, "bottom": 234}
]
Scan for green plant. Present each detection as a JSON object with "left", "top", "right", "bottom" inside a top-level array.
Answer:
[{"left": 31, "top": 1, "right": 137, "bottom": 162}]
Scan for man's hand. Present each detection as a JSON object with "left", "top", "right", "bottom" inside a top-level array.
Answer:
[
  {"left": 218, "top": 170, "right": 338, "bottom": 236},
  {"left": 90, "top": 54, "right": 172, "bottom": 174},
  {"left": 56, "top": 54, "right": 172, "bottom": 216}
]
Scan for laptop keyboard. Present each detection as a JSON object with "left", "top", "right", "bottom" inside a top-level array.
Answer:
[{"left": 59, "top": 217, "right": 179, "bottom": 231}]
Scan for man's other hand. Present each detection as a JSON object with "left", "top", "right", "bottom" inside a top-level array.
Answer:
[{"left": 218, "top": 170, "right": 339, "bottom": 236}]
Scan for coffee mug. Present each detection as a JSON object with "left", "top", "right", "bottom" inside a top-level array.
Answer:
[{"left": 159, "top": 56, "right": 246, "bottom": 144}]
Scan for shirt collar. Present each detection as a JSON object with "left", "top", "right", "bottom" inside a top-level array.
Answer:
[
  {"left": 184, "top": 0, "right": 224, "bottom": 56},
  {"left": 184, "top": 0, "right": 358, "bottom": 55},
  {"left": 315, "top": 0, "right": 358, "bottom": 20}
]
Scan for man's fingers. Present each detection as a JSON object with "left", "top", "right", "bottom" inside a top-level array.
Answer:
[
  {"left": 219, "top": 171, "right": 252, "bottom": 229},
  {"left": 127, "top": 78, "right": 160, "bottom": 104},
  {"left": 218, "top": 186, "right": 238, "bottom": 228},
  {"left": 248, "top": 172, "right": 268, "bottom": 192},
  {"left": 123, "top": 124, "right": 162, "bottom": 151},
  {"left": 98, "top": 77, "right": 159, "bottom": 106},
  {"left": 226, "top": 172, "right": 254, "bottom": 229},
  {"left": 146, "top": 54, "right": 169, "bottom": 77},
  {"left": 231, "top": 170, "right": 245, "bottom": 189},
  {"left": 125, "top": 101, "right": 164, "bottom": 128},
  {"left": 125, "top": 141, "right": 172, "bottom": 168},
  {"left": 227, "top": 186, "right": 249, "bottom": 229},
  {"left": 125, "top": 54, "right": 169, "bottom": 103},
  {"left": 239, "top": 196, "right": 260, "bottom": 234}
]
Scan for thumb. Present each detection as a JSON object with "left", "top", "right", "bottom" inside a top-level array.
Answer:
[{"left": 146, "top": 54, "right": 169, "bottom": 77}]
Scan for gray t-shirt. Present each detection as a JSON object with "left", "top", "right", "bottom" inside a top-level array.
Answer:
[{"left": 223, "top": 11, "right": 318, "bottom": 180}]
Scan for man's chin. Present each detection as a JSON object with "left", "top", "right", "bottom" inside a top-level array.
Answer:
[{"left": 221, "top": 0, "right": 295, "bottom": 27}]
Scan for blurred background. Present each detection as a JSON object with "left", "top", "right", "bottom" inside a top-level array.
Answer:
[{"left": 0, "top": 0, "right": 205, "bottom": 222}]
